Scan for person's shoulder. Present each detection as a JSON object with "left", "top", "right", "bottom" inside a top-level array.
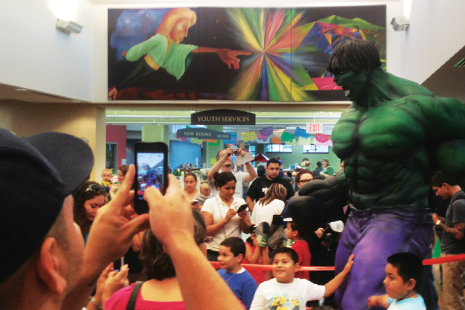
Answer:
[
  {"left": 201, "top": 197, "right": 216, "bottom": 210},
  {"left": 217, "top": 269, "right": 227, "bottom": 276},
  {"left": 105, "top": 284, "right": 134, "bottom": 308}
]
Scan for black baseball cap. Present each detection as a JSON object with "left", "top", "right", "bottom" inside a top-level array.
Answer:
[{"left": 0, "top": 129, "right": 94, "bottom": 284}]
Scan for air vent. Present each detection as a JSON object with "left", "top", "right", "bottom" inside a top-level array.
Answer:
[{"left": 453, "top": 57, "right": 465, "bottom": 67}]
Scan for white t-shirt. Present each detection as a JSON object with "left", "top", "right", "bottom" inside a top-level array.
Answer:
[
  {"left": 251, "top": 199, "right": 285, "bottom": 226},
  {"left": 250, "top": 278, "right": 325, "bottom": 310},
  {"left": 210, "top": 171, "right": 247, "bottom": 199},
  {"left": 201, "top": 195, "right": 247, "bottom": 251},
  {"left": 387, "top": 295, "right": 426, "bottom": 310}
]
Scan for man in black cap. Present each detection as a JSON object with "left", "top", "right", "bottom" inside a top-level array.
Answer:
[{"left": 0, "top": 129, "right": 150, "bottom": 310}]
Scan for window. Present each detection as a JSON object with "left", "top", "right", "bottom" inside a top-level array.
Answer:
[
  {"left": 266, "top": 144, "right": 293, "bottom": 153},
  {"left": 302, "top": 144, "right": 329, "bottom": 154}
]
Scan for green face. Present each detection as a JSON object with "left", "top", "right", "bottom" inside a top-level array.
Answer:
[{"left": 333, "top": 69, "right": 368, "bottom": 102}]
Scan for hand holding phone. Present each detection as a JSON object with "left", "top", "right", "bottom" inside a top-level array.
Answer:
[{"left": 134, "top": 142, "right": 169, "bottom": 214}]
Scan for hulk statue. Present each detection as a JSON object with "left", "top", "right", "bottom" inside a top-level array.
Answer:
[{"left": 288, "top": 39, "right": 465, "bottom": 310}]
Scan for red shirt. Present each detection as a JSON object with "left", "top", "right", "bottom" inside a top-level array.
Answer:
[{"left": 291, "top": 240, "right": 311, "bottom": 280}]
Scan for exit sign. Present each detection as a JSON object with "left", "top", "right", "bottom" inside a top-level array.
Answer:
[{"left": 306, "top": 123, "right": 323, "bottom": 133}]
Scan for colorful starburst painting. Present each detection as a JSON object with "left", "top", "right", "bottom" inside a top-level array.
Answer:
[{"left": 108, "top": 6, "right": 385, "bottom": 101}]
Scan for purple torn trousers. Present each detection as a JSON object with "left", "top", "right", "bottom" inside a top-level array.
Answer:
[{"left": 335, "top": 207, "right": 438, "bottom": 310}]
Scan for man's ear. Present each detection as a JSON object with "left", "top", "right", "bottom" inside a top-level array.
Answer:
[
  {"left": 294, "top": 262, "right": 301, "bottom": 273},
  {"left": 36, "top": 237, "right": 67, "bottom": 295},
  {"left": 406, "top": 278, "right": 416, "bottom": 291},
  {"left": 236, "top": 253, "right": 244, "bottom": 264}
]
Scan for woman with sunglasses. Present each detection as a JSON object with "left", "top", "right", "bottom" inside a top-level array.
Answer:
[
  {"left": 201, "top": 172, "right": 252, "bottom": 261},
  {"left": 73, "top": 181, "right": 106, "bottom": 242}
]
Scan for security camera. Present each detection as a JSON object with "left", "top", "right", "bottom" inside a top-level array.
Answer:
[{"left": 390, "top": 16, "right": 409, "bottom": 32}]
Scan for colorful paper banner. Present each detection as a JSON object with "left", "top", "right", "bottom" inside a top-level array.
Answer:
[
  {"left": 295, "top": 127, "right": 309, "bottom": 138},
  {"left": 273, "top": 129, "right": 284, "bottom": 138},
  {"left": 242, "top": 132, "right": 257, "bottom": 142},
  {"left": 270, "top": 137, "right": 282, "bottom": 144}
]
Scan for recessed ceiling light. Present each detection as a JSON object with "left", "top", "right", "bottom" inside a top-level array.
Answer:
[{"left": 15, "top": 88, "right": 28, "bottom": 92}]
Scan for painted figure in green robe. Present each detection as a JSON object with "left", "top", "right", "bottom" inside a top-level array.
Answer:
[{"left": 108, "top": 8, "right": 250, "bottom": 99}]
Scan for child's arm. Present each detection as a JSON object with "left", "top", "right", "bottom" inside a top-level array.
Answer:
[
  {"left": 323, "top": 254, "right": 354, "bottom": 297},
  {"left": 367, "top": 294, "right": 389, "bottom": 308},
  {"left": 245, "top": 241, "right": 260, "bottom": 264}
]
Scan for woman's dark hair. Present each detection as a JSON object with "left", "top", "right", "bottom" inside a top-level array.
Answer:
[
  {"left": 73, "top": 181, "right": 105, "bottom": 237},
  {"left": 118, "top": 165, "right": 129, "bottom": 176},
  {"left": 140, "top": 210, "right": 207, "bottom": 280},
  {"left": 184, "top": 172, "right": 197, "bottom": 182},
  {"left": 295, "top": 169, "right": 313, "bottom": 184},
  {"left": 327, "top": 39, "right": 382, "bottom": 75},
  {"left": 213, "top": 172, "right": 236, "bottom": 189}
]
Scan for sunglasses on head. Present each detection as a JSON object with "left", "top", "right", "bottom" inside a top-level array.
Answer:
[{"left": 86, "top": 184, "right": 107, "bottom": 193}]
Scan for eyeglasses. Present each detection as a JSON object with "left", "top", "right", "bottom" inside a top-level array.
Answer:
[
  {"left": 86, "top": 184, "right": 107, "bottom": 193},
  {"left": 299, "top": 179, "right": 312, "bottom": 184}
]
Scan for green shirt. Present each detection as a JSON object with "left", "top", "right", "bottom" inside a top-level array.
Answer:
[
  {"left": 323, "top": 166, "right": 334, "bottom": 176},
  {"left": 126, "top": 34, "right": 198, "bottom": 80}
]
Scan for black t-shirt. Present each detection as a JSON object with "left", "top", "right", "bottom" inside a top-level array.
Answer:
[{"left": 247, "top": 175, "right": 294, "bottom": 202}]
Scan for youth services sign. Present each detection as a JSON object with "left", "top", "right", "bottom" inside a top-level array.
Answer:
[
  {"left": 191, "top": 109, "right": 255, "bottom": 125},
  {"left": 176, "top": 128, "right": 231, "bottom": 140}
]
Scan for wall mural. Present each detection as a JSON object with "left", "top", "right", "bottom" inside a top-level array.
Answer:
[{"left": 108, "top": 6, "right": 385, "bottom": 101}]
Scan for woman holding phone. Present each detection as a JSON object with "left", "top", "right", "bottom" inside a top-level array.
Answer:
[{"left": 201, "top": 172, "right": 252, "bottom": 261}]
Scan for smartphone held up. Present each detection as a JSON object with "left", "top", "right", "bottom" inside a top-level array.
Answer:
[{"left": 134, "top": 142, "right": 169, "bottom": 214}]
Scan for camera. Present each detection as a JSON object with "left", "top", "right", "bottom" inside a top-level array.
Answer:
[{"left": 321, "top": 220, "right": 344, "bottom": 244}]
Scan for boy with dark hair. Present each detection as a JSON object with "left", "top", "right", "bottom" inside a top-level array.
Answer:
[
  {"left": 285, "top": 220, "right": 311, "bottom": 280},
  {"left": 250, "top": 248, "right": 353, "bottom": 310},
  {"left": 218, "top": 237, "right": 258, "bottom": 309},
  {"left": 367, "top": 252, "right": 426, "bottom": 309}
]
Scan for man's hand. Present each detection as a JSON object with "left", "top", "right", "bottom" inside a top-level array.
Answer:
[
  {"left": 145, "top": 174, "right": 194, "bottom": 250},
  {"left": 432, "top": 213, "right": 440, "bottom": 223},
  {"left": 85, "top": 165, "right": 150, "bottom": 273}
]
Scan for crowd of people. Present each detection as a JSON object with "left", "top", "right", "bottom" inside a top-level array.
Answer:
[{"left": 4, "top": 39, "right": 465, "bottom": 310}]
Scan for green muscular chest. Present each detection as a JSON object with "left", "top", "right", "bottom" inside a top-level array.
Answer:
[{"left": 332, "top": 100, "right": 426, "bottom": 160}]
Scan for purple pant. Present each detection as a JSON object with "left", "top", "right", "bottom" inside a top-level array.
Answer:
[{"left": 335, "top": 207, "right": 437, "bottom": 310}]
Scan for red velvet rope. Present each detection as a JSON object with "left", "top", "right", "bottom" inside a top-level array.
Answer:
[{"left": 210, "top": 254, "right": 465, "bottom": 271}]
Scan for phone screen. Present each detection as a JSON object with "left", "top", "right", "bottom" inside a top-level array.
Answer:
[{"left": 136, "top": 152, "right": 165, "bottom": 200}]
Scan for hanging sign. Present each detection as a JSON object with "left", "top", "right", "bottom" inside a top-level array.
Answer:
[
  {"left": 191, "top": 109, "right": 256, "bottom": 125},
  {"left": 306, "top": 123, "right": 323, "bottom": 133},
  {"left": 176, "top": 128, "right": 231, "bottom": 139}
]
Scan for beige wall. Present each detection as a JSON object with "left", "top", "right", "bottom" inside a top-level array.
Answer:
[{"left": 0, "top": 101, "right": 106, "bottom": 181}]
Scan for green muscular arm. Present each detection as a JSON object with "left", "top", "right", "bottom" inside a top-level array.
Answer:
[{"left": 415, "top": 96, "right": 465, "bottom": 179}]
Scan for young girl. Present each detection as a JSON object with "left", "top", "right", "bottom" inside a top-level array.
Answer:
[{"left": 73, "top": 181, "right": 106, "bottom": 243}]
